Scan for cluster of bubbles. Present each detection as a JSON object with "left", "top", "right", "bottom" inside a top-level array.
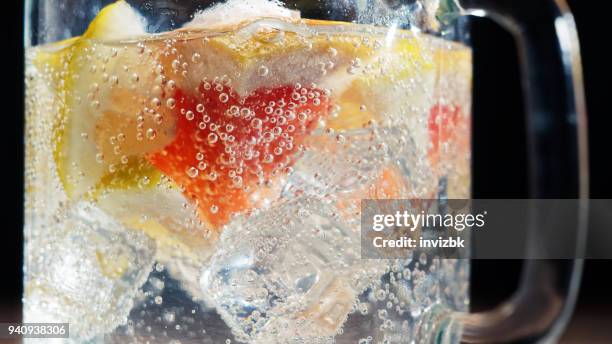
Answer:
[{"left": 178, "top": 78, "right": 328, "bottom": 188}]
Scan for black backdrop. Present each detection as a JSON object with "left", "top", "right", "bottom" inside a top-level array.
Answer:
[{"left": 4, "top": 0, "right": 611, "bottom": 341}]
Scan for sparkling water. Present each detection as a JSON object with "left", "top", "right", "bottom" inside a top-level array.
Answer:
[{"left": 25, "top": 1, "right": 471, "bottom": 342}]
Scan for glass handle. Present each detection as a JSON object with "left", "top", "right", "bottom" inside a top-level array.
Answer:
[{"left": 447, "top": 0, "right": 589, "bottom": 343}]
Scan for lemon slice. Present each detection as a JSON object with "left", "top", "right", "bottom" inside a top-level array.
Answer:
[
  {"left": 326, "top": 34, "right": 471, "bottom": 131},
  {"left": 83, "top": 0, "right": 146, "bottom": 41},
  {"left": 31, "top": 1, "right": 214, "bottom": 272},
  {"left": 52, "top": 0, "right": 174, "bottom": 198},
  {"left": 160, "top": 19, "right": 376, "bottom": 97}
]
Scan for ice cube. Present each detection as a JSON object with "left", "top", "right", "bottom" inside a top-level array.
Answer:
[
  {"left": 199, "top": 197, "right": 386, "bottom": 343},
  {"left": 282, "top": 125, "right": 434, "bottom": 200},
  {"left": 24, "top": 203, "right": 156, "bottom": 340},
  {"left": 96, "top": 187, "right": 217, "bottom": 303},
  {"left": 183, "top": 0, "right": 300, "bottom": 30}
]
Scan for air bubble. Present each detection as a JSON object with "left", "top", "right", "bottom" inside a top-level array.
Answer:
[
  {"left": 187, "top": 167, "right": 199, "bottom": 178},
  {"left": 263, "top": 131, "right": 274, "bottom": 142},
  {"left": 263, "top": 154, "right": 274, "bottom": 164},
  {"left": 154, "top": 114, "right": 164, "bottom": 125},
  {"left": 228, "top": 106, "right": 239, "bottom": 117},
  {"left": 419, "top": 253, "right": 428, "bottom": 265},
  {"left": 251, "top": 118, "right": 263, "bottom": 129},
  {"left": 257, "top": 65, "right": 269, "bottom": 77},
  {"left": 208, "top": 133, "right": 219, "bottom": 145},
  {"left": 146, "top": 128, "right": 157, "bottom": 140},
  {"left": 139, "top": 176, "right": 150, "bottom": 187},
  {"left": 240, "top": 108, "right": 251, "bottom": 118},
  {"left": 166, "top": 98, "right": 176, "bottom": 109},
  {"left": 232, "top": 176, "right": 243, "bottom": 187}
]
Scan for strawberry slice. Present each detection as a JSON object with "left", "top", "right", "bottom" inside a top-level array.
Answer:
[
  {"left": 428, "top": 103, "right": 463, "bottom": 166},
  {"left": 148, "top": 81, "right": 331, "bottom": 229}
]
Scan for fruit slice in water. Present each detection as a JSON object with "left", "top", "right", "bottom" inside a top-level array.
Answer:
[
  {"left": 50, "top": 0, "right": 174, "bottom": 199},
  {"left": 148, "top": 84, "right": 331, "bottom": 228},
  {"left": 160, "top": 19, "right": 374, "bottom": 98},
  {"left": 428, "top": 103, "right": 463, "bottom": 167},
  {"left": 34, "top": 1, "right": 215, "bottom": 271},
  {"left": 149, "top": 17, "right": 439, "bottom": 228}
]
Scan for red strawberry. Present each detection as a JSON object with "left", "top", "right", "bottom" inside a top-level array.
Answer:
[
  {"left": 428, "top": 103, "right": 463, "bottom": 166},
  {"left": 148, "top": 81, "right": 331, "bottom": 229}
]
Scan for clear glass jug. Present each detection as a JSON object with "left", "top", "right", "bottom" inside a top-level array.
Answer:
[{"left": 24, "top": 0, "right": 588, "bottom": 342}]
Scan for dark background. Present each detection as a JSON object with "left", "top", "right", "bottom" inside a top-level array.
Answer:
[
  {"left": 466, "top": 2, "right": 612, "bottom": 342},
  {"left": 3, "top": 0, "right": 611, "bottom": 342}
]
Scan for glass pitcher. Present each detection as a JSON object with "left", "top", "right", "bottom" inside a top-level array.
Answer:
[{"left": 23, "top": 0, "right": 588, "bottom": 342}]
